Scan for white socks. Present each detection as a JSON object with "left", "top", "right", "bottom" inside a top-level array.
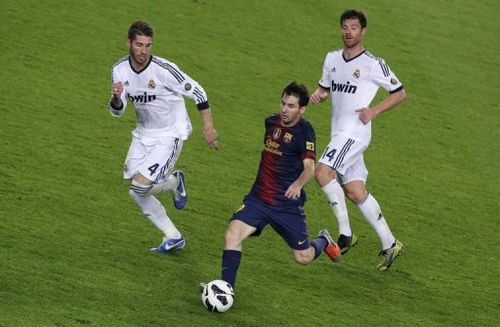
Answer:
[
  {"left": 128, "top": 190, "right": 182, "bottom": 239},
  {"left": 357, "top": 193, "right": 395, "bottom": 250},
  {"left": 321, "top": 179, "right": 351, "bottom": 236},
  {"left": 149, "top": 173, "right": 178, "bottom": 195},
  {"left": 322, "top": 179, "right": 396, "bottom": 250}
]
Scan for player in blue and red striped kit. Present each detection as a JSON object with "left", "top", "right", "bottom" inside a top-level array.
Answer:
[{"left": 214, "top": 81, "right": 340, "bottom": 291}]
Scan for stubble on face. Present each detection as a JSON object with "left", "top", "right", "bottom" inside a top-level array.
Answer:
[
  {"left": 341, "top": 18, "right": 364, "bottom": 49},
  {"left": 128, "top": 35, "right": 152, "bottom": 69}
]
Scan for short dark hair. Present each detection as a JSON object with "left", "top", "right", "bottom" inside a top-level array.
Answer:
[
  {"left": 340, "top": 10, "right": 367, "bottom": 29},
  {"left": 282, "top": 81, "right": 310, "bottom": 107},
  {"left": 128, "top": 21, "right": 154, "bottom": 40}
]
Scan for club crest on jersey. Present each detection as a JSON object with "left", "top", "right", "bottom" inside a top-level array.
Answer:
[
  {"left": 353, "top": 69, "right": 360, "bottom": 79},
  {"left": 391, "top": 78, "right": 398, "bottom": 85},
  {"left": 184, "top": 83, "right": 192, "bottom": 91},
  {"left": 273, "top": 128, "right": 282, "bottom": 140},
  {"left": 283, "top": 132, "right": 293, "bottom": 143},
  {"left": 148, "top": 80, "right": 156, "bottom": 89}
]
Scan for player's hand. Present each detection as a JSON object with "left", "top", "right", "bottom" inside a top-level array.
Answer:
[
  {"left": 355, "top": 107, "right": 377, "bottom": 125},
  {"left": 203, "top": 127, "right": 219, "bottom": 150},
  {"left": 310, "top": 89, "right": 329, "bottom": 104},
  {"left": 310, "top": 94, "right": 323, "bottom": 104},
  {"left": 285, "top": 182, "right": 301, "bottom": 199},
  {"left": 112, "top": 82, "right": 123, "bottom": 99}
]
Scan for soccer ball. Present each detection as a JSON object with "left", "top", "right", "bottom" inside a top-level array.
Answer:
[{"left": 201, "top": 280, "right": 235, "bottom": 312}]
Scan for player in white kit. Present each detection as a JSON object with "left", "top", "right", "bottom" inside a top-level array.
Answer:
[
  {"left": 108, "top": 21, "right": 218, "bottom": 253},
  {"left": 310, "top": 10, "right": 406, "bottom": 270}
]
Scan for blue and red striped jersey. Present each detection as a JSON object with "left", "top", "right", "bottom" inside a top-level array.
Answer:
[{"left": 248, "top": 114, "right": 316, "bottom": 207}]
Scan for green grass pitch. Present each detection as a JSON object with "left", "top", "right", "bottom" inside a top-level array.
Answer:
[{"left": 1, "top": 0, "right": 499, "bottom": 326}]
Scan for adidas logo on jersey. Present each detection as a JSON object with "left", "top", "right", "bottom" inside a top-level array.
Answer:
[
  {"left": 128, "top": 92, "right": 156, "bottom": 103},
  {"left": 331, "top": 80, "right": 357, "bottom": 94}
]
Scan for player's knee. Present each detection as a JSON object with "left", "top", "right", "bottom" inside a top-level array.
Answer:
[
  {"left": 344, "top": 184, "right": 367, "bottom": 203},
  {"left": 293, "top": 251, "right": 313, "bottom": 265},
  {"left": 224, "top": 229, "right": 238, "bottom": 248},
  {"left": 129, "top": 179, "right": 153, "bottom": 198},
  {"left": 345, "top": 190, "right": 360, "bottom": 203},
  {"left": 315, "top": 164, "right": 336, "bottom": 187},
  {"left": 224, "top": 228, "right": 243, "bottom": 249}
]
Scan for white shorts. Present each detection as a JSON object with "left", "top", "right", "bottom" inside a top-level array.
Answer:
[
  {"left": 123, "top": 134, "right": 183, "bottom": 182},
  {"left": 318, "top": 134, "right": 369, "bottom": 185}
]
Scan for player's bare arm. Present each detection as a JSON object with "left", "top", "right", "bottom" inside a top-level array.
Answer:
[
  {"left": 111, "top": 82, "right": 123, "bottom": 108},
  {"left": 285, "top": 158, "right": 315, "bottom": 199},
  {"left": 199, "top": 108, "right": 219, "bottom": 150},
  {"left": 355, "top": 89, "right": 406, "bottom": 125},
  {"left": 310, "top": 87, "right": 330, "bottom": 105}
]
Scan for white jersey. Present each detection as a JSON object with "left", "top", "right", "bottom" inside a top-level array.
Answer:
[
  {"left": 109, "top": 55, "right": 209, "bottom": 140},
  {"left": 319, "top": 49, "right": 403, "bottom": 145}
]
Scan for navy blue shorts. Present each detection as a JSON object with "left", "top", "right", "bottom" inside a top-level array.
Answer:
[{"left": 231, "top": 196, "right": 310, "bottom": 250}]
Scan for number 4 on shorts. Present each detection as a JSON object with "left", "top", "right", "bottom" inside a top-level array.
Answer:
[
  {"left": 148, "top": 163, "right": 159, "bottom": 176},
  {"left": 322, "top": 147, "right": 336, "bottom": 162}
]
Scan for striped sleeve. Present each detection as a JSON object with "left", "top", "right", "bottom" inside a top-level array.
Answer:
[
  {"left": 153, "top": 57, "right": 210, "bottom": 110},
  {"left": 371, "top": 57, "right": 403, "bottom": 93}
]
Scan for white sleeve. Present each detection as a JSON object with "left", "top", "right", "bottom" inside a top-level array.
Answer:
[
  {"left": 108, "top": 67, "right": 128, "bottom": 116},
  {"left": 159, "top": 60, "right": 210, "bottom": 110},
  {"left": 370, "top": 58, "right": 403, "bottom": 93},
  {"left": 318, "top": 53, "right": 332, "bottom": 89}
]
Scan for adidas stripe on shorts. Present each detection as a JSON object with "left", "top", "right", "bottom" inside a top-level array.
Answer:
[{"left": 318, "top": 133, "right": 369, "bottom": 185}]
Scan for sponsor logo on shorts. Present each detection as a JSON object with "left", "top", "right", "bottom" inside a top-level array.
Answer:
[{"left": 235, "top": 204, "right": 246, "bottom": 214}]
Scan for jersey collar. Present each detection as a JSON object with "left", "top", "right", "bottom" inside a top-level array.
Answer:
[
  {"left": 342, "top": 49, "right": 366, "bottom": 63},
  {"left": 128, "top": 55, "right": 153, "bottom": 74}
]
